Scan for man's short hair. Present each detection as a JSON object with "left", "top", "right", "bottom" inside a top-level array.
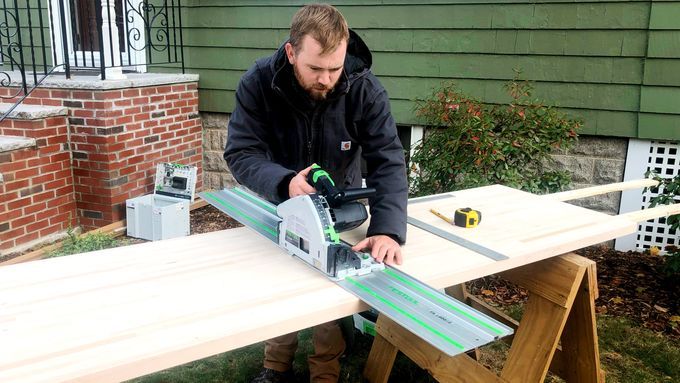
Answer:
[{"left": 289, "top": 3, "right": 349, "bottom": 55}]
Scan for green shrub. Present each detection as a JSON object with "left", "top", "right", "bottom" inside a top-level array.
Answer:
[
  {"left": 645, "top": 172, "right": 680, "bottom": 276},
  {"left": 47, "top": 229, "right": 126, "bottom": 258},
  {"left": 409, "top": 76, "right": 580, "bottom": 196}
]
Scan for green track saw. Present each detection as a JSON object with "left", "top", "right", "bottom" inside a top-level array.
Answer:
[{"left": 200, "top": 165, "right": 512, "bottom": 356}]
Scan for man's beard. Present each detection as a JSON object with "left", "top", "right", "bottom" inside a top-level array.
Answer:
[{"left": 293, "top": 64, "right": 332, "bottom": 101}]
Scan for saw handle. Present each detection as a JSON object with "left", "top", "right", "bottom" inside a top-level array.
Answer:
[
  {"left": 307, "top": 164, "right": 376, "bottom": 207},
  {"left": 308, "top": 165, "right": 342, "bottom": 203}
]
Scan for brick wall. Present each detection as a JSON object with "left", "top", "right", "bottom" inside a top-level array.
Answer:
[
  {"left": 0, "top": 110, "right": 77, "bottom": 252},
  {"left": 63, "top": 84, "right": 203, "bottom": 228},
  {"left": 0, "top": 74, "right": 203, "bottom": 254},
  {"left": 1, "top": 74, "right": 202, "bottom": 252}
]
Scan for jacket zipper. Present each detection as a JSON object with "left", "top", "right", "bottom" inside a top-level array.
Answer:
[{"left": 309, "top": 104, "right": 325, "bottom": 165}]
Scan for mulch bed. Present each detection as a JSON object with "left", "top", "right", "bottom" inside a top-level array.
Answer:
[
  {"left": 467, "top": 246, "right": 680, "bottom": 340},
  {"left": 190, "top": 204, "right": 242, "bottom": 234}
]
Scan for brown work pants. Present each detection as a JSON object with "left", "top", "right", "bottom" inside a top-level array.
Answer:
[{"left": 263, "top": 320, "right": 345, "bottom": 383}]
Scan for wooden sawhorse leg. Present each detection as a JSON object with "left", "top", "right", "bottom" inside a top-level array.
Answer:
[{"left": 363, "top": 253, "right": 603, "bottom": 383}]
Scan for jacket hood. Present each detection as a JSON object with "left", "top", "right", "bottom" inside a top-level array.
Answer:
[{"left": 270, "top": 29, "right": 373, "bottom": 93}]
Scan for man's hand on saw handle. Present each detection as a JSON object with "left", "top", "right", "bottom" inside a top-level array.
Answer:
[{"left": 289, "top": 165, "right": 316, "bottom": 197}]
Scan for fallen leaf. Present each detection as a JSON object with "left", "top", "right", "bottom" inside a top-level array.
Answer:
[
  {"left": 649, "top": 246, "right": 660, "bottom": 256},
  {"left": 603, "top": 352, "right": 622, "bottom": 361},
  {"left": 654, "top": 305, "right": 668, "bottom": 313},
  {"left": 610, "top": 296, "right": 624, "bottom": 304},
  {"left": 636, "top": 287, "right": 647, "bottom": 293},
  {"left": 481, "top": 289, "right": 495, "bottom": 296},
  {"left": 670, "top": 316, "right": 680, "bottom": 323}
]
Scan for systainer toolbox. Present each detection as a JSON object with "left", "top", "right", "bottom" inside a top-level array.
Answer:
[{"left": 126, "top": 163, "right": 197, "bottom": 241}]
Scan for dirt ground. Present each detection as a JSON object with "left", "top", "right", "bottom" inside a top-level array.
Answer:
[{"left": 190, "top": 204, "right": 680, "bottom": 340}]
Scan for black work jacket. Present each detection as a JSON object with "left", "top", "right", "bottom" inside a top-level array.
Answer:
[{"left": 224, "top": 30, "right": 407, "bottom": 244}]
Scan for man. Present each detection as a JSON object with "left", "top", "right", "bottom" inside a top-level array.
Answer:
[{"left": 224, "top": 4, "right": 407, "bottom": 382}]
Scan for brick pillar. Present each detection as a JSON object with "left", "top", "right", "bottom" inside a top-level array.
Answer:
[
  {"left": 65, "top": 83, "right": 203, "bottom": 229},
  {"left": 0, "top": 105, "right": 77, "bottom": 254}
]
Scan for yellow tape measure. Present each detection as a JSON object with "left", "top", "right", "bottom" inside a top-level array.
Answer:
[
  {"left": 454, "top": 208, "right": 481, "bottom": 228},
  {"left": 430, "top": 207, "right": 482, "bottom": 228}
]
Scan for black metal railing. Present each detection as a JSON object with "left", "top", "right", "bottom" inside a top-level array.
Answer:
[{"left": 1, "top": 0, "right": 184, "bottom": 121}]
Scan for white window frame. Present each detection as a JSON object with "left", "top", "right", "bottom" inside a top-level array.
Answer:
[{"left": 49, "top": 0, "right": 147, "bottom": 73}]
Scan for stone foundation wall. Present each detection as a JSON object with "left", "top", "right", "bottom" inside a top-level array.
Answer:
[
  {"left": 550, "top": 135, "right": 629, "bottom": 214},
  {"left": 202, "top": 112, "right": 235, "bottom": 190}
]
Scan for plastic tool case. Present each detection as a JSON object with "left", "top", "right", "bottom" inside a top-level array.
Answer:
[{"left": 126, "top": 163, "right": 197, "bottom": 241}]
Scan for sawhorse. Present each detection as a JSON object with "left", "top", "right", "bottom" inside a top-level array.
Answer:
[{"left": 363, "top": 253, "right": 603, "bottom": 383}]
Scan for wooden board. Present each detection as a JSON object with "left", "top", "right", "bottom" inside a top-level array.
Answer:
[
  {"left": 0, "top": 185, "right": 637, "bottom": 383},
  {"left": 344, "top": 185, "right": 634, "bottom": 289}
]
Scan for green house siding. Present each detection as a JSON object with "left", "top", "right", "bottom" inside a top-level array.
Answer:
[
  {"left": 1, "top": 3, "right": 53, "bottom": 72},
  {"left": 639, "top": 1, "right": 680, "bottom": 140},
  {"left": 156, "top": 1, "right": 678, "bottom": 140}
]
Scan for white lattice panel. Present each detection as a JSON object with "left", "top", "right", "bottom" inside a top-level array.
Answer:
[{"left": 616, "top": 140, "right": 680, "bottom": 251}]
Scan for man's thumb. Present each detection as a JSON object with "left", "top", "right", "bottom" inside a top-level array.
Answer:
[{"left": 299, "top": 164, "right": 314, "bottom": 177}]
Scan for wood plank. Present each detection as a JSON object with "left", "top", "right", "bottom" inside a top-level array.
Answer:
[
  {"left": 638, "top": 113, "right": 680, "bottom": 141},
  {"left": 648, "top": 31, "right": 680, "bottom": 59},
  {"left": 0, "top": 229, "right": 369, "bottom": 383},
  {"left": 500, "top": 254, "right": 588, "bottom": 383},
  {"left": 366, "top": 29, "right": 645, "bottom": 57},
  {"left": 379, "top": 73, "right": 642, "bottom": 109},
  {"left": 619, "top": 203, "right": 680, "bottom": 223},
  {"left": 0, "top": 185, "right": 647, "bottom": 382},
  {"left": 388, "top": 185, "right": 634, "bottom": 290},
  {"left": 185, "top": 2, "right": 651, "bottom": 29},
  {"left": 545, "top": 179, "right": 658, "bottom": 202},
  {"left": 643, "top": 59, "right": 680, "bottom": 87},
  {"left": 186, "top": 45, "right": 645, "bottom": 89},
  {"left": 500, "top": 294, "right": 569, "bottom": 383},
  {"left": 649, "top": 2, "right": 680, "bottom": 30},
  {"left": 363, "top": 330, "right": 399, "bottom": 383},
  {"left": 640, "top": 86, "right": 680, "bottom": 114},
  {"left": 559, "top": 264, "right": 602, "bottom": 383},
  {"left": 499, "top": 254, "right": 588, "bottom": 307}
]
